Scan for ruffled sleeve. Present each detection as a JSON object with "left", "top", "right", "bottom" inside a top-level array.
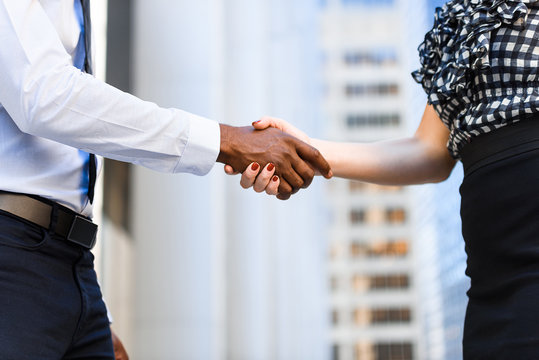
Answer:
[{"left": 412, "top": 0, "right": 531, "bottom": 112}]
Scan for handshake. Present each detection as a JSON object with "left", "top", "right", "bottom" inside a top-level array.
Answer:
[{"left": 217, "top": 117, "right": 332, "bottom": 200}]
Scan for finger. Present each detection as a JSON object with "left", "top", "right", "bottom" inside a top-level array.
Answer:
[
  {"left": 252, "top": 116, "right": 278, "bottom": 130},
  {"left": 277, "top": 193, "right": 291, "bottom": 200},
  {"left": 240, "top": 162, "right": 260, "bottom": 189},
  {"left": 279, "top": 158, "right": 305, "bottom": 193},
  {"left": 291, "top": 160, "right": 315, "bottom": 189},
  {"left": 266, "top": 175, "right": 280, "bottom": 196},
  {"left": 278, "top": 178, "right": 294, "bottom": 198},
  {"left": 295, "top": 141, "right": 333, "bottom": 179},
  {"left": 281, "top": 168, "right": 304, "bottom": 194},
  {"left": 253, "top": 163, "right": 276, "bottom": 193},
  {"left": 224, "top": 164, "right": 239, "bottom": 175}
]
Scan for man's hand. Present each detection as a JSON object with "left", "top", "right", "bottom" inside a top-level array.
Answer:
[
  {"left": 217, "top": 124, "right": 332, "bottom": 199},
  {"left": 111, "top": 328, "right": 129, "bottom": 360}
]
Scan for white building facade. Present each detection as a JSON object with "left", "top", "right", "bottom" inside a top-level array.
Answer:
[
  {"left": 98, "top": 0, "right": 331, "bottom": 359},
  {"left": 320, "top": 1, "right": 468, "bottom": 360},
  {"left": 93, "top": 0, "right": 468, "bottom": 359},
  {"left": 321, "top": 1, "right": 422, "bottom": 359}
]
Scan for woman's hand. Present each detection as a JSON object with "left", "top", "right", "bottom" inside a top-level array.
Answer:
[{"left": 226, "top": 161, "right": 281, "bottom": 196}]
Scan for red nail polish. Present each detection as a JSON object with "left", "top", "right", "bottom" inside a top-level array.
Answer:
[
  {"left": 272, "top": 176, "right": 279, "bottom": 182},
  {"left": 253, "top": 120, "right": 261, "bottom": 123},
  {"left": 267, "top": 163, "right": 275, "bottom": 171},
  {"left": 251, "top": 163, "right": 259, "bottom": 171}
]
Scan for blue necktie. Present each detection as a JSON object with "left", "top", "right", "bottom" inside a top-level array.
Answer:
[{"left": 80, "top": 0, "right": 96, "bottom": 204}]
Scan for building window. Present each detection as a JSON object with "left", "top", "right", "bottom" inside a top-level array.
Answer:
[
  {"left": 350, "top": 208, "right": 383, "bottom": 224},
  {"left": 344, "top": 49, "right": 397, "bottom": 67},
  {"left": 371, "top": 274, "right": 410, "bottom": 290},
  {"left": 349, "top": 240, "right": 409, "bottom": 258},
  {"left": 352, "top": 274, "right": 410, "bottom": 292},
  {"left": 345, "top": 83, "right": 399, "bottom": 97},
  {"left": 374, "top": 342, "right": 413, "bottom": 360},
  {"left": 332, "top": 309, "right": 340, "bottom": 325},
  {"left": 350, "top": 208, "right": 407, "bottom": 225},
  {"left": 332, "top": 344, "right": 341, "bottom": 360},
  {"left": 346, "top": 113, "right": 400, "bottom": 128},
  {"left": 350, "top": 209, "right": 366, "bottom": 224},
  {"left": 375, "top": 274, "right": 409, "bottom": 290},
  {"left": 354, "top": 342, "right": 413, "bottom": 360},
  {"left": 386, "top": 208, "right": 406, "bottom": 224},
  {"left": 370, "top": 308, "right": 412, "bottom": 325},
  {"left": 352, "top": 307, "right": 411, "bottom": 326}
]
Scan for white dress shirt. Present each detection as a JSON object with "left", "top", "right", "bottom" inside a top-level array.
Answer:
[{"left": 0, "top": 0, "right": 221, "bottom": 217}]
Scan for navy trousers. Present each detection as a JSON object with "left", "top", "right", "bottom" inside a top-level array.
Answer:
[{"left": 0, "top": 211, "right": 114, "bottom": 360}]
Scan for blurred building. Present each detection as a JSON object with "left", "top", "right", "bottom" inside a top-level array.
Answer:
[
  {"left": 93, "top": 0, "right": 469, "bottom": 359},
  {"left": 320, "top": 1, "right": 421, "bottom": 359},
  {"left": 320, "top": 0, "right": 468, "bottom": 359},
  {"left": 99, "top": 0, "right": 331, "bottom": 359}
]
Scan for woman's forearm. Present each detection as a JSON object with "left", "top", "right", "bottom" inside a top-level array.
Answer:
[
  {"left": 310, "top": 105, "right": 456, "bottom": 186},
  {"left": 312, "top": 136, "right": 456, "bottom": 185}
]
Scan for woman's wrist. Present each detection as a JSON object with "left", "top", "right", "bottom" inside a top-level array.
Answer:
[{"left": 311, "top": 138, "right": 338, "bottom": 177}]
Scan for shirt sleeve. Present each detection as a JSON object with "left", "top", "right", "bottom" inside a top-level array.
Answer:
[{"left": 0, "top": 0, "right": 220, "bottom": 176}]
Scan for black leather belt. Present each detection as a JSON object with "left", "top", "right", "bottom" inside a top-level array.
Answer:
[{"left": 0, "top": 192, "right": 97, "bottom": 249}]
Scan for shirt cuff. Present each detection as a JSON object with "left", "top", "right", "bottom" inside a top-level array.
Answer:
[{"left": 175, "top": 112, "right": 220, "bottom": 175}]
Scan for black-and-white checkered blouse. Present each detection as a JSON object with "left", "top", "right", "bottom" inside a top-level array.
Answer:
[{"left": 412, "top": 0, "right": 539, "bottom": 159}]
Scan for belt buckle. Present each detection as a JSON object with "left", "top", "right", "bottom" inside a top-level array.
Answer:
[{"left": 67, "top": 216, "right": 97, "bottom": 249}]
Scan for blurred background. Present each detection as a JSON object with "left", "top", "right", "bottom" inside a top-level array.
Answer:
[{"left": 89, "top": 0, "right": 469, "bottom": 359}]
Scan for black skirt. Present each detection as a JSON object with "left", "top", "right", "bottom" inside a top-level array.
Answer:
[{"left": 460, "top": 119, "right": 539, "bottom": 359}]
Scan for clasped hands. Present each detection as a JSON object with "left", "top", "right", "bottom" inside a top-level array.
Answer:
[{"left": 217, "top": 117, "right": 326, "bottom": 200}]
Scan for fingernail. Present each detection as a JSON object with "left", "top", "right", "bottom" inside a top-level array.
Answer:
[
  {"left": 251, "top": 163, "right": 259, "bottom": 171},
  {"left": 267, "top": 163, "right": 275, "bottom": 171},
  {"left": 272, "top": 176, "right": 279, "bottom": 182},
  {"left": 253, "top": 120, "right": 261, "bottom": 124}
]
